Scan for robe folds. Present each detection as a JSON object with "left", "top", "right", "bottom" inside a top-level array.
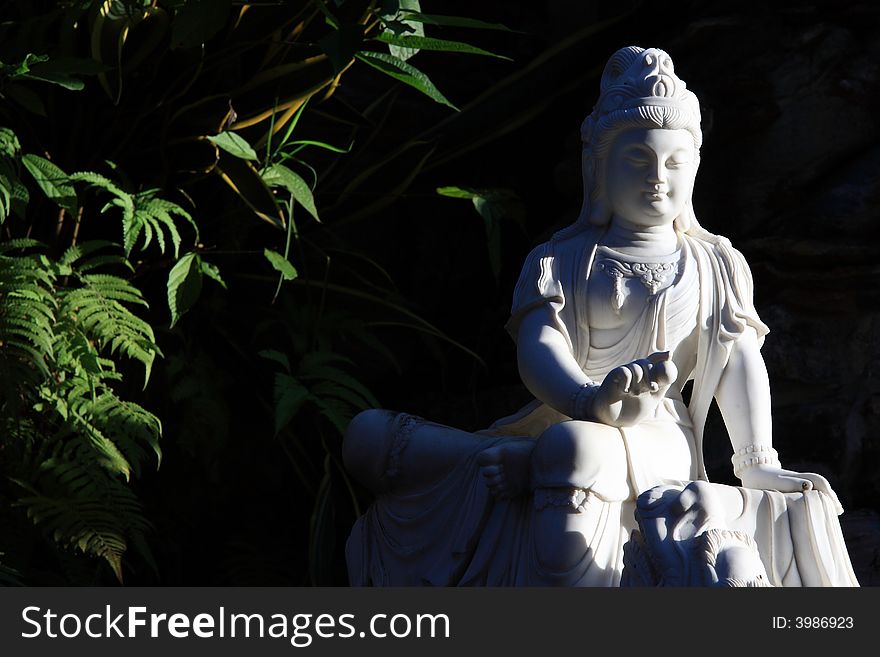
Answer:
[{"left": 346, "top": 225, "right": 859, "bottom": 587}]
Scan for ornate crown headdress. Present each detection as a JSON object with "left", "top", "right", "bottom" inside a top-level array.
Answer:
[
  {"left": 560, "top": 46, "right": 708, "bottom": 235},
  {"left": 581, "top": 46, "right": 702, "bottom": 149}
]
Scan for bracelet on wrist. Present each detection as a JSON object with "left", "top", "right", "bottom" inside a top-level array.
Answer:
[
  {"left": 732, "top": 444, "right": 780, "bottom": 479},
  {"left": 569, "top": 382, "right": 598, "bottom": 420}
]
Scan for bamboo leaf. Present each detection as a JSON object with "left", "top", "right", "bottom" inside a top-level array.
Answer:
[
  {"left": 436, "top": 185, "right": 477, "bottom": 199},
  {"left": 263, "top": 249, "right": 297, "bottom": 281},
  {"left": 261, "top": 164, "right": 320, "bottom": 222},
  {"left": 216, "top": 153, "right": 284, "bottom": 228},
  {"left": 207, "top": 131, "right": 258, "bottom": 161},
  {"left": 355, "top": 51, "right": 457, "bottom": 110},
  {"left": 399, "top": 10, "right": 518, "bottom": 32},
  {"left": 287, "top": 139, "right": 352, "bottom": 155},
  {"left": 374, "top": 33, "right": 511, "bottom": 60}
]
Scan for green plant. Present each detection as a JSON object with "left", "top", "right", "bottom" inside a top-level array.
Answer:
[
  {"left": 1, "top": 1, "right": 521, "bottom": 584},
  {"left": 0, "top": 119, "right": 190, "bottom": 580},
  {"left": 0, "top": 236, "right": 162, "bottom": 582}
]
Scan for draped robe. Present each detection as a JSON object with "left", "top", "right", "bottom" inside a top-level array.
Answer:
[{"left": 345, "top": 225, "right": 859, "bottom": 587}]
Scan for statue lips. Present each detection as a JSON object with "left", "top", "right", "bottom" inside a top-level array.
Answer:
[
  {"left": 642, "top": 189, "right": 670, "bottom": 215},
  {"left": 644, "top": 186, "right": 669, "bottom": 201}
]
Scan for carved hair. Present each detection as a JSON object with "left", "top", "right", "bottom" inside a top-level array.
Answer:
[
  {"left": 564, "top": 46, "right": 711, "bottom": 239},
  {"left": 696, "top": 528, "right": 772, "bottom": 587}
]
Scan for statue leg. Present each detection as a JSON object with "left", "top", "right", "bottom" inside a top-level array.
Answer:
[
  {"left": 528, "top": 420, "right": 634, "bottom": 586},
  {"left": 343, "top": 409, "right": 522, "bottom": 496}
]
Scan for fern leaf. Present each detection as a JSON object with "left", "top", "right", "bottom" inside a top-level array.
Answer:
[
  {"left": 66, "top": 404, "right": 134, "bottom": 480},
  {"left": 2, "top": 238, "right": 162, "bottom": 583},
  {"left": 1, "top": 253, "right": 58, "bottom": 375},
  {"left": 0, "top": 316, "right": 55, "bottom": 355},
  {"left": 15, "top": 458, "right": 150, "bottom": 583},
  {"left": 59, "top": 240, "right": 119, "bottom": 267},
  {"left": 0, "top": 238, "right": 46, "bottom": 254},
  {"left": 144, "top": 200, "right": 180, "bottom": 258},
  {"left": 60, "top": 272, "right": 159, "bottom": 384},
  {"left": 67, "top": 171, "right": 128, "bottom": 201}
]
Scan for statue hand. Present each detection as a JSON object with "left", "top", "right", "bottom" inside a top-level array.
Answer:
[
  {"left": 738, "top": 463, "right": 844, "bottom": 515},
  {"left": 590, "top": 351, "right": 678, "bottom": 428}
]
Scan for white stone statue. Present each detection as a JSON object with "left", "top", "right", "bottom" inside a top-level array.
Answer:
[{"left": 343, "top": 46, "right": 859, "bottom": 587}]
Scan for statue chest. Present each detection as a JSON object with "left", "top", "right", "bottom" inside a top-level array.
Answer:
[
  {"left": 579, "top": 245, "right": 699, "bottom": 382},
  {"left": 586, "top": 247, "right": 681, "bottom": 334}
]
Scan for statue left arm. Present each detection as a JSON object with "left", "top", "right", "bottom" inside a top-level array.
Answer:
[{"left": 714, "top": 327, "right": 843, "bottom": 512}]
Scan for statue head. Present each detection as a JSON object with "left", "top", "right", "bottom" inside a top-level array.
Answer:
[{"left": 579, "top": 46, "right": 703, "bottom": 232}]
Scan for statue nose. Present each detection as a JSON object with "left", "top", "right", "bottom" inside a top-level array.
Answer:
[{"left": 647, "top": 165, "right": 667, "bottom": 185}]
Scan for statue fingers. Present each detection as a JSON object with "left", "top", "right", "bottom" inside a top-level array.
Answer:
[
  {"left": 798, "top": 472, "right": 843, "bottom": 513},
  {"left": 624, "top": 360, "right": 651, "bottom": 394},
  {"left": 648, "top": 359, "right": 679, "bottom": 390},
  {"left": 646, "top": 351, "right": 671, "bottom": 365},
  {"left": 798, "top": 472, "right": 830, "bottom": 494},
  {"left": 767, "top": 473, "right": 818, "bottom": 494},
  {"left": 607, "top": 366, "right": 633, "bottom": 396}
]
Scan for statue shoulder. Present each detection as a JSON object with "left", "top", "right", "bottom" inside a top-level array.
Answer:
[
  {"left": 683, "top": 231, "right": 752, "bottom": 274},
  {"left": 517, "top": 227, "right": 600, "bottom": 273}
]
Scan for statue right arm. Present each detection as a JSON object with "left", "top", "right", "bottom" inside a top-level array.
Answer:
[
  {"left": 516, "top": 305, "right": 594, "bottom": 418},
  {"left": 517, "top": 305, "right": 677, "bottom": 425}
]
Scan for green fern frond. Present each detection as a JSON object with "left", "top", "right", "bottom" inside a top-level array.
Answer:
[
  {"left": 67, "top": 173, "right": 196, "bottom": 259},
  {"left": 0, "top": 238, "right": 44, "bottom": 253},
  {"left": 61, "top": 273, "right": 158, "bottom": 384},
  {"left": 59, "top": 240, "right": 119, "bottom": 267},
  {"left": 66, "top": 390, "right": 162, "bottom": 478},
  {"left": 268, "top": 351, "right": 380, "bottom": 436},
  {"left": 111, "top": 190, "right": 197, "bottom": 258},
  {"left": 65, "top": 404, "right": 135, "bottom": 479},
  {"left": 68, "top": 172, "right": 132, "bottom": 223},
  {"left": 2, "top": 144, "right": 171, "bottom": 583},
  {"left": 0, "top": 253, "right": 58, "bottom": 377},
  {"left": 16, "top": 457, "right": 152, "bottom": 583}
]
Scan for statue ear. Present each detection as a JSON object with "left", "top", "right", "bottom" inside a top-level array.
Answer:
[
  {"left": 588, "top": 196, "right": 611, "bottom": 226},
  {"left": 675, "top": 156, "right": 700, "bottom": 233},
  {"left": 674, "top": 202, "right": 694, "bottom": 232}
]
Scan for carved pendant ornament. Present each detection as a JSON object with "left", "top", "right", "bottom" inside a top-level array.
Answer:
[{"left": 596, "top": 255, "right": 680, "bottom": 312}]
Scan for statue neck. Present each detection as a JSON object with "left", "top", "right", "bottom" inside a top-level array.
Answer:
[{"left": 600, "top": 216, "right": 679, "bottom": 257}]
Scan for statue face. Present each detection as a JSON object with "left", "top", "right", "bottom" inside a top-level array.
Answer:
[{"left": 606, "top": 128, "right": 696, "bottom": 228}]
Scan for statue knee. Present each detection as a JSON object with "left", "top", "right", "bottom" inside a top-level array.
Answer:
[
  {"left": 531, "top": 423, "right": 582, "bottom": 487},
  {"left": 531, "top": 421, "right": 627, "bottom": 493},
  {"left": 343, "top": 409, "right": 398, "bottom": 492}
]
